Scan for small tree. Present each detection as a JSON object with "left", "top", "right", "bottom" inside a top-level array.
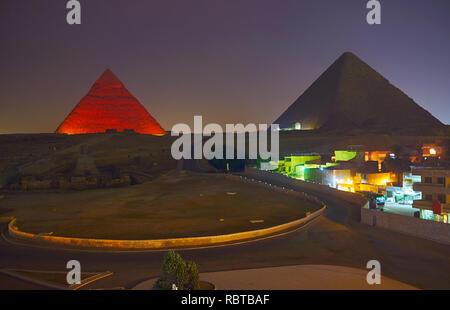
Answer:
[
  {"left": 185, "top": 261, "right": 200, "bottom": 290},
  {"left": 152, "top": 251, "right": 200, "bottom": 290}
]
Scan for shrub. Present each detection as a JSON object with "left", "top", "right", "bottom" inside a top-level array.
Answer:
[
  {"left": 152, "top": 251, "right": 200, "bottom": 290},
  {"left": 185, "top": 261, "right": 200, "bottom": 290}
]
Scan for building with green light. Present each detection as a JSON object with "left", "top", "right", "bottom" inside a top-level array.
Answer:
[
  {"left": 334, "top": 150, "right": 357, "bottom": 162},
  {"left": 267, "top": 150, "right": 361, "bottom": 182}
]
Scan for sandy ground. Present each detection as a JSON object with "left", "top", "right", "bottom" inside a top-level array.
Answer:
[{"left": 133, "top": 264, "right": 418, "bottom": 290}]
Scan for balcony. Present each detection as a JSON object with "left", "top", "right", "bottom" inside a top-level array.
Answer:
[
  {"left": 413, "top": 183, "right": 450, "bottom": 195},
  {"left": 413, "top": 200, "right": 450, "bottom": 213}
]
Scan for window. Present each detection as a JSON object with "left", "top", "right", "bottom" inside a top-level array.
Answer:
[
  {"left": 424, "top": 194, "right": 433, "bottom": 201},
  {"left": 437, "top": 194, "right": 446, "bottom": 204},
  {"left": 437, "top": 177, "right": 445, "bottom": 185},
  {"left": 421, "top": 209, "right": 434, "bottom": 220},
  {"left": 424, "top": 177, "right": 432, "bottom": 184}
]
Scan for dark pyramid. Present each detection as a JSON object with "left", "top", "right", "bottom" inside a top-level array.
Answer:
[{"left": 274, "top": 52, "right": 444, "bottom": 134}]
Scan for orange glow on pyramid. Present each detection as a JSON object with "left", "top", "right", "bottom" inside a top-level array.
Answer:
[{"left": 55, "top": 69, "right": 166, "bottom": 135}]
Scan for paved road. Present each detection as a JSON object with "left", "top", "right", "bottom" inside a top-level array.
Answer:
[
  {"left": 134, "top": 265, "right": 418, "bottom": 290},
  {"left": 0, "top": 274, "right": 50, "bottom": 290},
  {"left": 0, "top": 181, "right": 449, "bottom": 290}
]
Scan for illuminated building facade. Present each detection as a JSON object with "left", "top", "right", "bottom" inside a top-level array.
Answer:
[
  {"left": 334, "top": 150, "right": 358, "bottom": 162},
  {"left": 271, "top": 150, "right": 398, "bottom": 194},
  {"left": 365, "top": 151, "right": 393, "bottom": 171},
  {"left": 385, "top": 174, "right": 422, "bottom": 210},
  {"left": 262, "top": 149, "right": 449, "bottom": 224},
  {"left": 412, "top": 167, "right": 450, "bottom": 223},
  {"left": 422, "top": 144, "right": 444, "bottom": 159}
]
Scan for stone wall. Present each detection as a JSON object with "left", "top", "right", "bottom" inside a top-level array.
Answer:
[
  {"left": 361, "top": 207, "right": 450, "bottom": 245},
  {"left": 242, "top": 167, "right": 367, "bottom": 221},
  {"left": 7, "top": 174, "right": 131, "bottom": 191},
  {"left": 224, "top": 174, "right": 325, "bottom": 207}
]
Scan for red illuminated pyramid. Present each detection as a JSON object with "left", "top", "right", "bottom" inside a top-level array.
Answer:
[{"left": 56, "top": 69, "right": 166, "bottom": 135}]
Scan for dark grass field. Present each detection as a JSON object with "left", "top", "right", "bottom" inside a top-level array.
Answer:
[{"left": 1, "top": 171, "right": 319, "bottom": 240}]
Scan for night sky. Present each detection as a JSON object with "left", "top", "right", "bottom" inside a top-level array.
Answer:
[{"left": 1, "top": 0, "right": 449, "bottom": 134}]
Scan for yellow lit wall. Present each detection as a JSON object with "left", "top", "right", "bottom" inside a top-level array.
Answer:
[
  {"left": 359, "top": 183, "right": 383, "bottom": 194},
  {"left": 333, "top": 169, "right": 352, "bottom": 184},
  {"left": 365, "top": 151, "right": 390, "bottom": 171},
  {"left": 337, "top": 184, "right": 355, "bottom": 193},
  {"left": 422, "top": 144, "right": 442, "bottom": 157},
  {"left": 367, "top": 172, "right": 393, "bottom": 186},
  {"left": 447, "top": 177, "right": 450, "bottom": 207}
]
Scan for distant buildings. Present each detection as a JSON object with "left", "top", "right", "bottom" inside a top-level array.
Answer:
[
  {"left": 262, "top": 149, "right": 400, "bottom": 195},
  {"left": 421, "top": 144, "right": 443, "bottom": 159},
  {"left": 259, "top": 142, "right": 449, "bottom": 224},
  {"left": 412, "top": 167, "right": 450, "bottom": 223},
  {"left": 365, "top": 151, "right": 392, "bottom": 171},
  {"left": 385, "top": 174, "right": 422, "bottom": 209}
]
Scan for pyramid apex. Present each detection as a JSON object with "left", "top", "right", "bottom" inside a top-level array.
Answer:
[
  {"left": 96, "top": 68, "right": 123, "bottom": 86},
  {"left": 341, "top": 51, "right": 357, "bottom": 56},
  {"left": 338, "top": 51, "right": 361, "bottom": 62}
]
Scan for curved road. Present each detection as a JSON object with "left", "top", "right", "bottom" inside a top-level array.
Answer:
[{"left": 1, "top": 181, "right": 450, "bottom": 290}]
